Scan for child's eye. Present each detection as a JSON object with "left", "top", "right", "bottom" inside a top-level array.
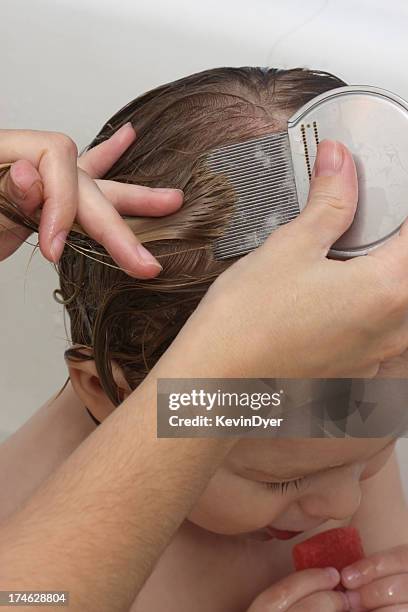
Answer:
[{"left": 261, "top": 478, "right": 304, "bottom": 494}]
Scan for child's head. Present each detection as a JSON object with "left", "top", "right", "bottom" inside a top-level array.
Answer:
[
  {"left": 58, "top": 66, "right": 347, "bottom": 407},
  {"left": 55, "top": 67, "right": 400, "bottom": 536}
]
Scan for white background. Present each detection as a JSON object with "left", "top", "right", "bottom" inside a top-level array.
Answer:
[{"left": 0, "top": 0, "right": 407, "bottom": 489}]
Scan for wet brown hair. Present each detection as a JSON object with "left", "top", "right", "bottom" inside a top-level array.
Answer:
[{"left": 0, "top": 67, "right": 346, "bottom": 406}]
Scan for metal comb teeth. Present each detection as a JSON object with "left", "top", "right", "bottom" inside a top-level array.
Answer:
[{"left": 206, "top": 131, "right": 299, "bottom": 260}]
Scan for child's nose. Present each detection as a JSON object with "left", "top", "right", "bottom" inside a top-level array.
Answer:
[{"left": 298, "top": 467, "right": 363, "bottom": 521}]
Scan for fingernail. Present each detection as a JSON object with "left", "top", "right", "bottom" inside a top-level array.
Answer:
[
  {"left": 325, "top": 567, "right": 340, "bottom": 583},
  {"left": 314, "top": 140, "right": 344, "bottom": 177},
  {"left": 135, "top": 244, "right": 162, "bottom": 270},
  {"left": 10, "top": 164, "right": 35, "bottom": 199},
  {"left": 9, "top": 173, "right": 25, "bottom": 199},
  {"left": 50, "top": 230, "right": 68, "bottom": 263},
  {"left": 114, "top": 122, "right": 134, "bottom": 137},
  {"left": 342, "top": 567, "right": 362, "bottom": 587},
  {"left": 345, "top": 589, "right": 362, "bottom": 611},
  {"left": 154, "top": 188, "right": 184, "bottom": 195}
]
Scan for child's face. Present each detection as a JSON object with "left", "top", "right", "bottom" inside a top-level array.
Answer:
[{"left": 188, "top": 437, "right": 395, "bottom": 538}]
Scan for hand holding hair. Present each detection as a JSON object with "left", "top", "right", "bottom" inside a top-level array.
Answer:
[{"left": 0, "top": 125, "right": 183, "bottom": 277}]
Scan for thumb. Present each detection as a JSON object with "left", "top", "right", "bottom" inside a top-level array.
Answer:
[
  {"left": 0, "top": 160, "right": 43, "bottom": 261},
  {"left": 2, "top": 160, "right": 43, "bottom": 215},
  {"left": 290, "top": 139, "right": 358, "bottom": 256}
]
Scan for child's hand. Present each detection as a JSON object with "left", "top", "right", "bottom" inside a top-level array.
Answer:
[
  {"left": 247, "top": 567, "right": 349, "bottom": 611},
  {"left": 341, "top": 544, "right": 408, "bottom": 610},
  {"left": 0, "top": 125, "right": 183, "bottom": 277}
]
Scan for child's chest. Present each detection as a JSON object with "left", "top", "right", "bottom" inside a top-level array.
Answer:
[{"left": 131, "top": 519, "right": 342, "bottom": 612}]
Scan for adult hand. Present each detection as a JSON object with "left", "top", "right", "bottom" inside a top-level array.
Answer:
[
  {"left": 170, "top": 139, "right": 408, "bottom": 379},
  {"left": 0, "top": 125, "right": 183, "bottom": 277},
  {"left": 247, "top": 568, "right": 349, "bottom": 611}
]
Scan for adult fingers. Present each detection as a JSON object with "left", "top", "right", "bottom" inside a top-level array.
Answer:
[
  {"left": 0, "top": 160, "right": 43, "bottom": 215},
  {"left": 78, "top": 122, "right": 136, "bottom": 178},
  {"left": 96, "top": 180, "right": 183, "bottom": 216},
  {"left": 342, "top": 546, "right": 408, "bottom": 590},
  {"left": 0, "top": 129, "right": 79, "bottom": 263},
  {"left": 246, "top": 568, "right": 341, "bottom": 611},
  {"left": 345, "top": 573, "right": 408, "bottom": 611},
  {"left": 0, "top": 160, "right": 43, "bottom": 260},
  {"left": 274, "top": 140, "right": 358, "bottom": 258},
  {"left": 75, "top": 171, "right": 162, "bottom": 279}
]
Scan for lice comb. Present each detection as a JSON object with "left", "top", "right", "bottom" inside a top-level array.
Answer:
[
  {"left": 207, "top": 132, "right": 299, "bottom": 259},
  {"left": 208, "top": 85, "right": 408, "bottom": 260}
]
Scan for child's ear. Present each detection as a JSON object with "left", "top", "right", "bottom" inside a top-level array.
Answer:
[{"left": 65, "top": 346, "right": 132, "bottom": 424}]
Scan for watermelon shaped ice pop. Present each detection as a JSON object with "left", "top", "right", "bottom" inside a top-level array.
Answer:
[{"left": 293, "top": 527, "right": 365, "bottom": 574}]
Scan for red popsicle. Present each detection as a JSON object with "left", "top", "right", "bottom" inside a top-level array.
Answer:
[{"left": 293, "top": 527, "right": 365, "bottom": 575}]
